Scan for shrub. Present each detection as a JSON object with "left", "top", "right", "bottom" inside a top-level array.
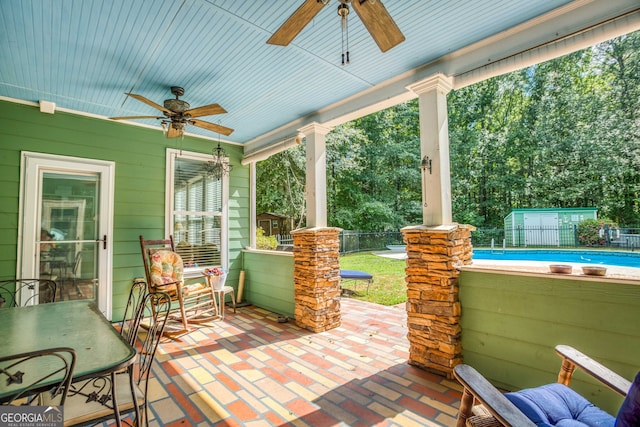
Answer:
[
  {"left": 256, "top": 227, "right": 278, "bottom": 250},
  {"left": 576, "top": 218, "right": 618, "bottom": 246}
]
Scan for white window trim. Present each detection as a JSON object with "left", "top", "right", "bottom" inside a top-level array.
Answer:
[{"left": 165, "top": 148, "right": 229, "bottom": 276}]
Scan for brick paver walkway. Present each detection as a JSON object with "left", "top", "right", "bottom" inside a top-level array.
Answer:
[{"left": 132, "top": 298, "right": 462, "bottom": 426}]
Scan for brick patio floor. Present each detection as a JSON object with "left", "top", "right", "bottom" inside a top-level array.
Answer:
[{"left": 125, "top": 298, "right": 463, "bottom": 426}]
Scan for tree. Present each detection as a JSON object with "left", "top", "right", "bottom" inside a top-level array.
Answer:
[
  {"left": 256, "top": 144, "right": 306, "bottom": 229},
  {"left": 256, "top": 30, "right": 640, "bottom": 230}
]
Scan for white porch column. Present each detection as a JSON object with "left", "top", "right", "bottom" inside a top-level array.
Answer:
[
  {"left": 299, "top": 122, "right": 333, "bottom": 228},
  {"left": 407, "top": 74, "right": 454, "bottom": 226},
  {"left": 249, "top": 162, "right": 256, "bottom": 249}
]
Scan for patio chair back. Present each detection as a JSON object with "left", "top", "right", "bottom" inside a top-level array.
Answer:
[
  {"left": 0, "top": 279, "right": 57, "bottom": 308},
  {"left": 118, "top": 278, "right": 148, "bottom": 346},
  {"left": 0, "top": 347, "right": 76, "bottom": 406},
  {"left": 54, "top": 291, "right": 170, "bottom": 427},
  {"left": 131, "top": 290, "right": 171, "bottom": 427}
]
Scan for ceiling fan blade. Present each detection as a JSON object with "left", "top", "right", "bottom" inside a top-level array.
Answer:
[
  {"left": 166, "top": 125, "right": 182, "bottom": 139},
  {"left": 189, "top": 119, "right": 234, "bottom": 136},
  {"left": 184, "top": 103, "right": 227, "bottom": 118},
  {"left": 109, "top": 115, "right": 163, "bottom": 120},
  {"left": 351, "top": 0, "right": 405, "bottom": 52},
  {"left": 267, "top": 0, "right": 326, "bottom": 46},
  {"left": 126, "top": 93, "right": 171, "bottom": 114}
]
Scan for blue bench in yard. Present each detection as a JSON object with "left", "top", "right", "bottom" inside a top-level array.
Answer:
[{"left": 339, "top": 270, "right": 373, "bottom": 295}]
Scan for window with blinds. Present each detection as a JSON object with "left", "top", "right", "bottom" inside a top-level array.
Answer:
[{"left": 168, "top": 150, "right": 226, "bottom": 272}]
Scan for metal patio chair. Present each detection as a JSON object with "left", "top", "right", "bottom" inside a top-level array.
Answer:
[
  {"left": 57, "top": 291, "right": 171, "bottom": 427},
  {"left": 116, "top": 278, "right": 148, "bottom": 346},
  {"left": 0, "top": 278, "right": 57, "bottom": 308},
  {"left": 0, "top": 347, "right": 76, "bottom": 406}
]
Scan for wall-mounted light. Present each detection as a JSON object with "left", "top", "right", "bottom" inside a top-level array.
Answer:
[
  {"left": 420, "top": 155, "right": 432, "bottom": 207},
  {"left": 421, "top": 155, "right": 432, "bottom": 175}
]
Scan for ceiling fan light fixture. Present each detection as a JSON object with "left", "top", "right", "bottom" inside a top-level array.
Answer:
[
  {"left": 338, "top": 1, "right": 350, "bottom": 65},
  {"left": 110, "top": 87, "right": 234, "bottom": 138},
  {"left": 164, "top": 98, "right": 190, "bottom": 113},
  {"left": 164, "top": 86, "right": 190, "bottom": 113},
  {"left": 267, "top": 0, "right": 405, "bottom": 58}
]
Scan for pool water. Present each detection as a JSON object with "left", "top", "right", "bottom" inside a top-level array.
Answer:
[{"left": 473, "top": 249, "right": 640, "bottom": 268}]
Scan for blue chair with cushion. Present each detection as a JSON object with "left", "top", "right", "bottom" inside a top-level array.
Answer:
[{"left": 453, "top": 345, "right": 639, "bottom": 427}]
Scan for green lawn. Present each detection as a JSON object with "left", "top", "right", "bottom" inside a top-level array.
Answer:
[{"left": 339, "top": 251, "right": 406, "bottom": 306}]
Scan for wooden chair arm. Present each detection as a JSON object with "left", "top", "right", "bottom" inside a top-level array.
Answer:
[
  {"left": 555, "top": 345, "right": 631, "bottom": 396},
  {"left": 453, "top": 364, "right": 537, "bottom": 427}
]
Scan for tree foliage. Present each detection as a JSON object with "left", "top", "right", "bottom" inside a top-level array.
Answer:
[{"left": 256, "top": 31, "right": 640, "bottom": 230}]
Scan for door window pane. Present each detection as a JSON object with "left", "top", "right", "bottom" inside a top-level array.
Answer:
[{"left": 40, "top": 172, "right": 99, "bottom": 301}]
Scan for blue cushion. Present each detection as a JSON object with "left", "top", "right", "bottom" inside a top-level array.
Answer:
[
  {"left": 340, "top": 270, "right": 373, "bottom": 280},
  {"left": 616, "top": 371, "right": 640, "bottom": 427},
  {"left": 505, "top": 383, "right": 615, "bottom": 427}
]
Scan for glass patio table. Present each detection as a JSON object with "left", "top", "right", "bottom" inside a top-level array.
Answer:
[{"left": 0, "top": 299, "right": 136, "bottom": 425}]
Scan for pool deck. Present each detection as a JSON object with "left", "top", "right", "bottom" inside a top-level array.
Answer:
[
  {"left": 373, "top": 251, "right": 640, "bottom": 282},
  {"left": 467, "top": 259, "right": 640, "bottom": 282}
]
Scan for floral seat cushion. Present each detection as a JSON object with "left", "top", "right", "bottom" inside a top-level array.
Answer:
[
  {"left": 149, "top": 250, "right": 207, "bottom": 295},
  {"left": 150, "top": 250, "right": 183, "bottom": 292}
]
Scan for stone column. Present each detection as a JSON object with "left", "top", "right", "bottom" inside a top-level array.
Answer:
[
  {"left": 291, "top": 227, "right": 342, "bottom": 332},
  {"left": 401, "top": 223, "right": 474, "bottom": 377}
]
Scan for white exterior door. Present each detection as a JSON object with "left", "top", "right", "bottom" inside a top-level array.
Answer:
[{"left": 19, "top": 152, "right": 115, "bottom": 318}]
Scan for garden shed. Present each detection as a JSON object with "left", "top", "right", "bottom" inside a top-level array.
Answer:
[
  {"left": 257, "top": 212, "right": 292, "bottom": 236},
  {"left": 504, "top": 207, "right": 597, "bottom": 246}
]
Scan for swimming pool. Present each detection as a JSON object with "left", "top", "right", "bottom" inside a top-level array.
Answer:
[{"left": 472, "top": 249, "right": 640, "bottom": 268}]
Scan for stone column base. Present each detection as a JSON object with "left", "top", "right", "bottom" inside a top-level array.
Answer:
[
  {"left": 291, "top": 227, "right": 342, "bottom": 332},
  {"left": 401, "top": 223, "right": 474, "bottom": 377}
]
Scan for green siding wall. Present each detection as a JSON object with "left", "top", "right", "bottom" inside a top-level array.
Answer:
[
  {"left": 459, "top": 268, "right": 640, "bottom": 415},
  {"left": 241, "top": 250, "right": 294, "bottom": 318},
  {"left": 0, "top": 100, "right": 249, "bottom": 320}
]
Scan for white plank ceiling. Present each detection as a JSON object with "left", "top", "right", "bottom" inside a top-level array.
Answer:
[{"left": 1, "top": 1, "right": 639, "bottom": 150}]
